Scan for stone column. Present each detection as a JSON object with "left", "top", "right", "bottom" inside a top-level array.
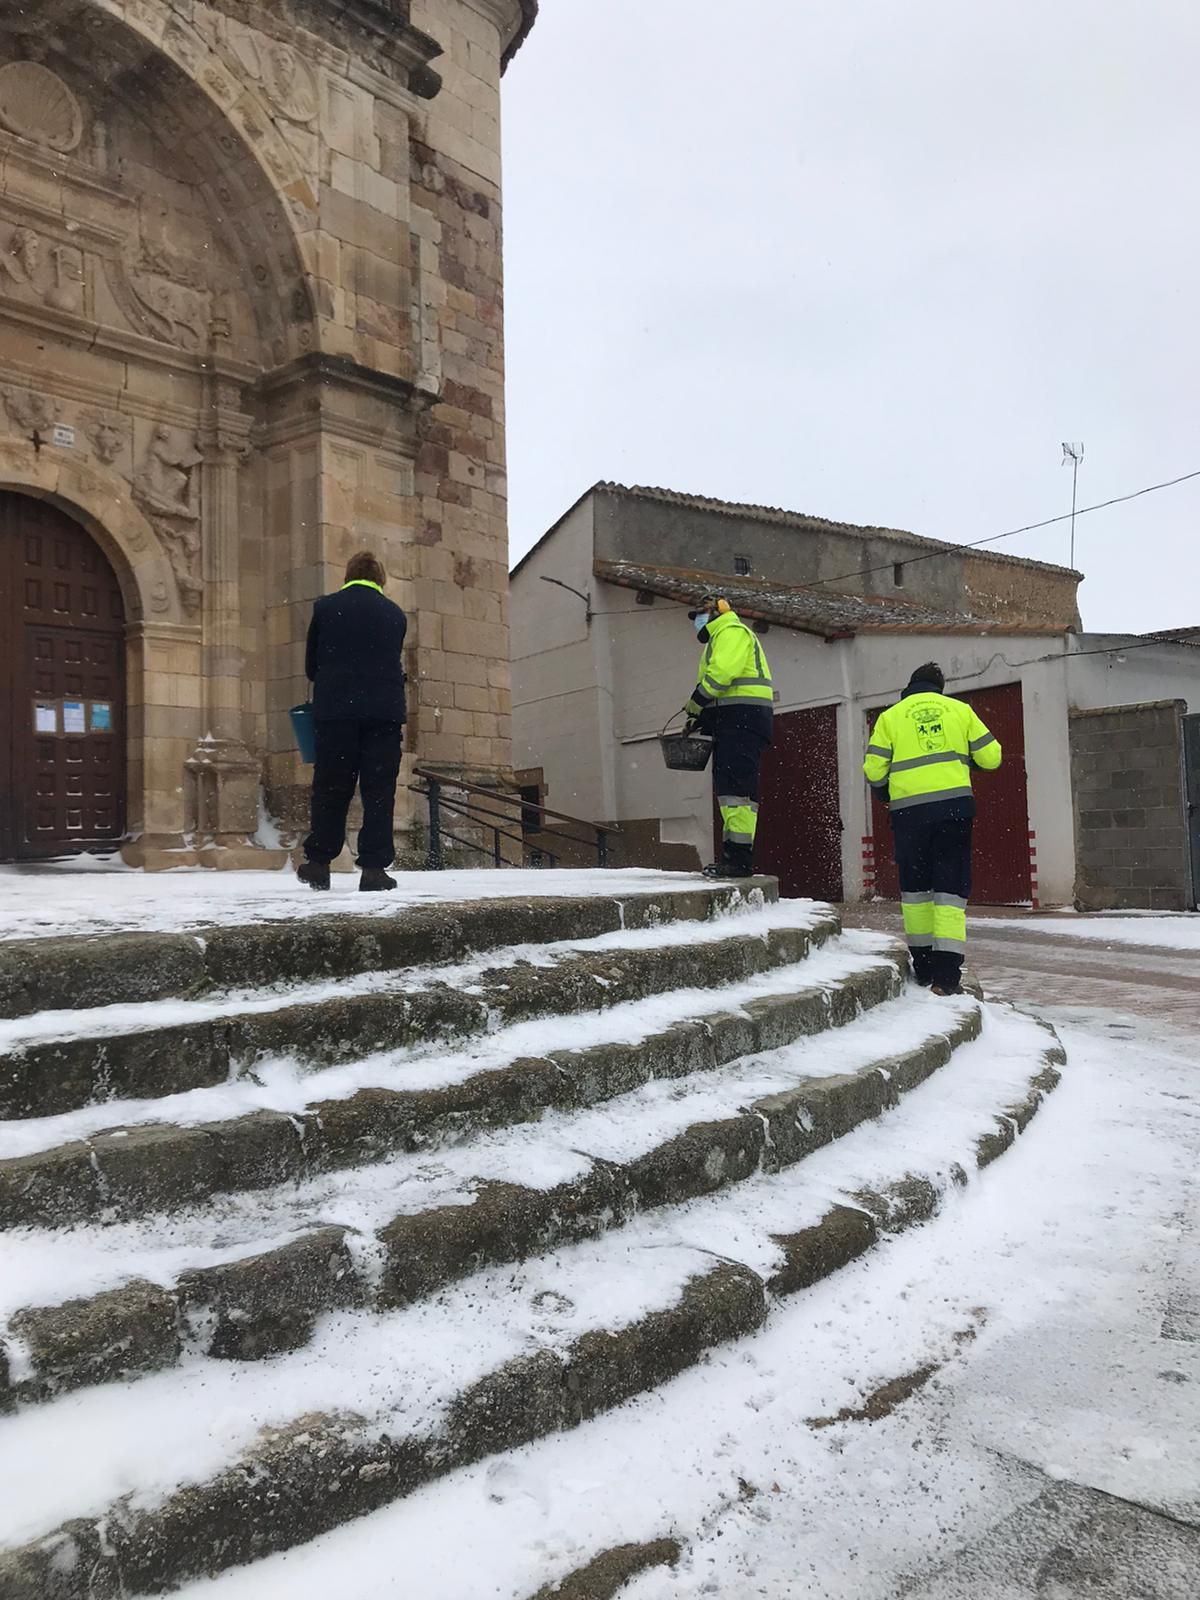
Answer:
[{"left": 184, "top": 347, "right": 271, "bottom": 858}]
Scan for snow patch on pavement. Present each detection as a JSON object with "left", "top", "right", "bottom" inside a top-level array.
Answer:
[{"left": 986, "top": 912, "right": 1200, "bottom": 952}]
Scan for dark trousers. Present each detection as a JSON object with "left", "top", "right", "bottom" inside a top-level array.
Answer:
[
  {"left": 712, "top": 720, "right": 770, "bottom": 872},
  {"left": 304, "top": 718, "right": 403, "bottom": 870},
  {"left": 892, "top": 812, "right": 973, "bottom": 989}
]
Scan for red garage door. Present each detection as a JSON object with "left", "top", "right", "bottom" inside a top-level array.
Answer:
[
  {"left": 869, "top": 682, "right": 1031, "bottom": 905},
  {"left": 751, "top": 705, "right": 844, "bottom": 902}
]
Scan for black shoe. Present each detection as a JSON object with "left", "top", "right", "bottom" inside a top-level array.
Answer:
[
  {"left": 359, "top": 868, "right": 397, "bottom": 892},
  {"left": 931, "top": 983, "right": 962, "bottom": 998},
  {"left": 701, "top": 861, "right": 753, "bottom": 880},
  {"left": 298, "top": 861, "right": 330, "bottom": 891}
]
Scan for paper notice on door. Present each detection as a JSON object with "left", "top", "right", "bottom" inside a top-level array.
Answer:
[
  {"left": 90, "top": 701, "right": 113, "bottom": 732},
  {"left": 34, "top": 702, "right": 58, "bottom": 734},
  {"left": 63, "top": 701, "right": 86, "bottom": 734}
]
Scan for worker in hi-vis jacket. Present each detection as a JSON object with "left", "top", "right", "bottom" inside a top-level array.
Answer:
[
  {"left": 864, "top": 662, "right": 1002, "bottom": 995},
  {"left": 684, "top": 594, "right": 775, "bottom": 879}
]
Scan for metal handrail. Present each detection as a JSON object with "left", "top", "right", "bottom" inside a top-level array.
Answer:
[
  {"left": 409, "top": 767, "right": 616, "bottom": 871},
  {"left": 412, "top": 767, "right": 621, "bottom": 843}
]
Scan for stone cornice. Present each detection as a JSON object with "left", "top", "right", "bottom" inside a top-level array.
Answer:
[
  {"left": 256, "top": 351, "right": 438, "bottom": 410},
  {"left": 457, "top": 0, "right": 537, "bottom": 69},
  {"left": 503, "top": 0, "right": 539, "bottom": 68},
  {"left": 203, "top": 1, "right": 444, "bottom": 97}
]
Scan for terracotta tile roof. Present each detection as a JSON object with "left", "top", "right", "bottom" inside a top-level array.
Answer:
[
  {"left": 595, "top": 481, "right": 1081, "bottom": 579},
  {"left": 594, "top": 560, "right": 1064, "bottom": 640},
  {"left": 502, "top": 0, "right": 538, "bottom": 68}
]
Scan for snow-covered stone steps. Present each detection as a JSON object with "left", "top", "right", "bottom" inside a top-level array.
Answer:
[
  {"left": 0, "top": 901, "right": 824, "bottom": 1123},
  {"left": 0, "top": 879, "right": 775, "bottom": 1022},
  {"left": 0, "top": 1006, "right": 1065, "bottom": 1600},
  {"left": 0, "top": 924, "right": 846, "bottom": 1234},
  {"left": 0, "top": 964, "right": 951, "bottom": 1407}
]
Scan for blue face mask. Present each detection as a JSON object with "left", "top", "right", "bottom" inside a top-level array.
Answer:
[{"left": 692, "top": 613, "right": 711, "bottom": 636}]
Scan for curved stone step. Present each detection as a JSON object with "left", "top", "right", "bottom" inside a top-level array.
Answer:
[
  {"left": 0, "top": 1022, "right": 1066, "bottom": 1600},
  {"left": 0, "top": 880, "right": 778, "bottom": 1021},
  {"left": 0, "top": 954, "right": 911, "bottom": 1402},
  {"left": 0, "top": 906, "right": 833, "bottom": 1123}
]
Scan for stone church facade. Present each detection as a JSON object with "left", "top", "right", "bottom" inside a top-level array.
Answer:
[{"left": 0, "top": 0, "right": 535, "bottom": 867}]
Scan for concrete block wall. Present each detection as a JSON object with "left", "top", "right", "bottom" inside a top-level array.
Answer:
[{"left": 1069, "top": 701, "right": 1192, "bottom": 911}]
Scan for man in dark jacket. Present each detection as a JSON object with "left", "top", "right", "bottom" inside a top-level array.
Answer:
[{"left": 298, "top": 551, "right": 407, "bottom": 892}]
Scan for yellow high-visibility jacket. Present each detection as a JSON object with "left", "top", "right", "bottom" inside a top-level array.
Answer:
[
  {"left": 685, "top": 610, "right": 774, "bottom": 715},
  {"left": 864, "top": 690, "right": 1001, "bottom": 811}
]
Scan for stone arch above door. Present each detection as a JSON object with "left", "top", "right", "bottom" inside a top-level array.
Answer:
[{"left": 0, "top": 2, "right": 317, "bottom": 368}]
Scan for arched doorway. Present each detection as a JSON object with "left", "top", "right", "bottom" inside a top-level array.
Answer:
[{"left": 0, "top": 492, "right": 126, "bottom": 860}]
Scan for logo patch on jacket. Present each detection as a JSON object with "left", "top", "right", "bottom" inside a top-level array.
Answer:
[{"left": 908, "top": 700, "right": 948, "bottom": 752}]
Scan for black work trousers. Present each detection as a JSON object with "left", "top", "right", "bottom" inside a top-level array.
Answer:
[
  {"left": 891, "top": 811, "right": 973, "bottom": 990},
  {"left": 712, "top": 716, "right": 771, "bottom": 872},
  {"left": 304, "top": 718, "right": 403, "bottom": 870}
]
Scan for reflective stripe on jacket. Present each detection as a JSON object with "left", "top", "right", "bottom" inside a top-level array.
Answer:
[
  {"left": 689, "top": 610, "right": 774, "bottom": 712},
  {"left": 863, "top": 690, "right": 1001, "bottom": 810}
]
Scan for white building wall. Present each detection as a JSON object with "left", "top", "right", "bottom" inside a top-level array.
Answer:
[
  {"left": 510, "top": 499, "right": 618, "bottom": 820},
  {"left": 513, "top": 551, "right": 1200, "bottom": 901}
]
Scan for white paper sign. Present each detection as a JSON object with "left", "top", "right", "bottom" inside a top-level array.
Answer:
[
  {"left": 35, "top": 702, "right": 58, "bottom": 734},
  {"left": 63, "top": 700, "right": 86, "bottom": 734},
  {"left": 52, "top": 424, "right": 76, "bottom": 448}
]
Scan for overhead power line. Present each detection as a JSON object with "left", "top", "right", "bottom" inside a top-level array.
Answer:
[{"left": 809, "top": 466, "right": 1200, "bottom": 592}]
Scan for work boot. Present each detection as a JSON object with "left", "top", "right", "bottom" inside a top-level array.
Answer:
[
  {"left": 359, "top": 867, "right": 397, "bottom": 892},
  {"left": 701, "top": 861, "right": 753, "bottom": 880},
  {"left": 930, "top": 983, "right": 962, "bottom": 998},
  {"left": 297, "top": 861, "right": 330, "bottom": 891}
]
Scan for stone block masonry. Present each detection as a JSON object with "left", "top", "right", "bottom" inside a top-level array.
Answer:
[
  {"left": 0, "top": 0, "right": 533, "bottom": 868},
  {"left": 1069, "top": 700, "right": 1192, "bottom": 910}
]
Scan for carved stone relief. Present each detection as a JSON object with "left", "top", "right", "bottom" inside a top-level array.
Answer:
[
  {"left": 132, "top": 424, "right": 203, "bottom": 616},
  {"left": 0, "top": 223, "right": 84, "bottom": 315},
  {"left": 161, "top": 18, "right": 207, "bottom": 80},
  {"left": 125, "top": 262, "right": 209, "bottom": 352},
  {"left": 1, "top": 384, "right": 59, "bottom": 434},
  {"left": 84, "top": 413, "right": 128, "bottom": 466},
  {"left": 0, "top": 60, "right": 83, "bottom": 153},
  {"left": 222, "top": 23, "right": 318, "bottom": 126}
]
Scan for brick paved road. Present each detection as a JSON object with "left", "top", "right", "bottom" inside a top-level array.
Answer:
[{"left": 841, "top": 905, "right": 1199, "bottom": 1040}]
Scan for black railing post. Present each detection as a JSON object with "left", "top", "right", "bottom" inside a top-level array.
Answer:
[
  {"left": 493, "top": 826, "right": 502, "bottom": 867},
  {"left": 596, "top": 828, "right": 609, "bottom": 868},
  {"left": 426, "top": 778, "right": 444, "bottom": 870}
]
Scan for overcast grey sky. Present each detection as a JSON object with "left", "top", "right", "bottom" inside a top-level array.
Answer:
[{"left": 501, "top": 0, "right": 1198, "bottom": 633}]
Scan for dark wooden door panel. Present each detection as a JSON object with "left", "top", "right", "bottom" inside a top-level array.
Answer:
[
  {"left": 869, "top": 682, "right": 1032, "bottom": 905},
  {"left": 749, "top": 704, "right": 844, "bottom": 902},
  {"left": 2, "top": 493, "right": 126, "bottom": 860}
]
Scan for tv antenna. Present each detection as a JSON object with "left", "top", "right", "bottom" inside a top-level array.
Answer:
[{"left": 1061, "top": 442, "right": 1085, "bottom": 569}]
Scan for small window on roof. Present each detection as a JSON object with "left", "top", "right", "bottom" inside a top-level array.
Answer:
[
  {"left": 893, "top": 562, "right": 905, "bottom": 589},
  {"left": 734, "top": 555, "right": 751, "bottom": 577}
]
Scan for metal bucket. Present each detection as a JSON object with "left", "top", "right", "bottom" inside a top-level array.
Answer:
[
  {"left": 659, "top": 731, "right": 713, "bottom": 772},
  {"left": 289, "top": 704, "right": 316, "bottom": 765}
]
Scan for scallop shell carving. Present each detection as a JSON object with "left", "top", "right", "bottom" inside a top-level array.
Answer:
[{"left": 0, "top": 61, "right": 84, "bottom": 154}]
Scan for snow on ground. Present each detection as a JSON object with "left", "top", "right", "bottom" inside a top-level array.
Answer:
[
  {"left": 0, "top": 908, "right": 854, "bottom": 1164},
  {"left": 162, "top": 1017, "right": 1200, "bottom": 1600},
  {"left": 985, "top": 911, "right": 1200, "bottom": 952},
  {"left": 0, "top": 952, "right": 928, "bottom": 1317},
  {"left": 0, "top": 895, "right": 821, "bottom": 1060},
  {"left": 0, "top": 1005, "right": 1055, "bottom": 1557},
  {"left": 0, "top": 865, "right": 728, "bottom": 942}
]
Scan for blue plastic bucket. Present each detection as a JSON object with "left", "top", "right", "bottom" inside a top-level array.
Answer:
[{"left": 289, "top": 704, "right": 316, "bottom": 764}]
